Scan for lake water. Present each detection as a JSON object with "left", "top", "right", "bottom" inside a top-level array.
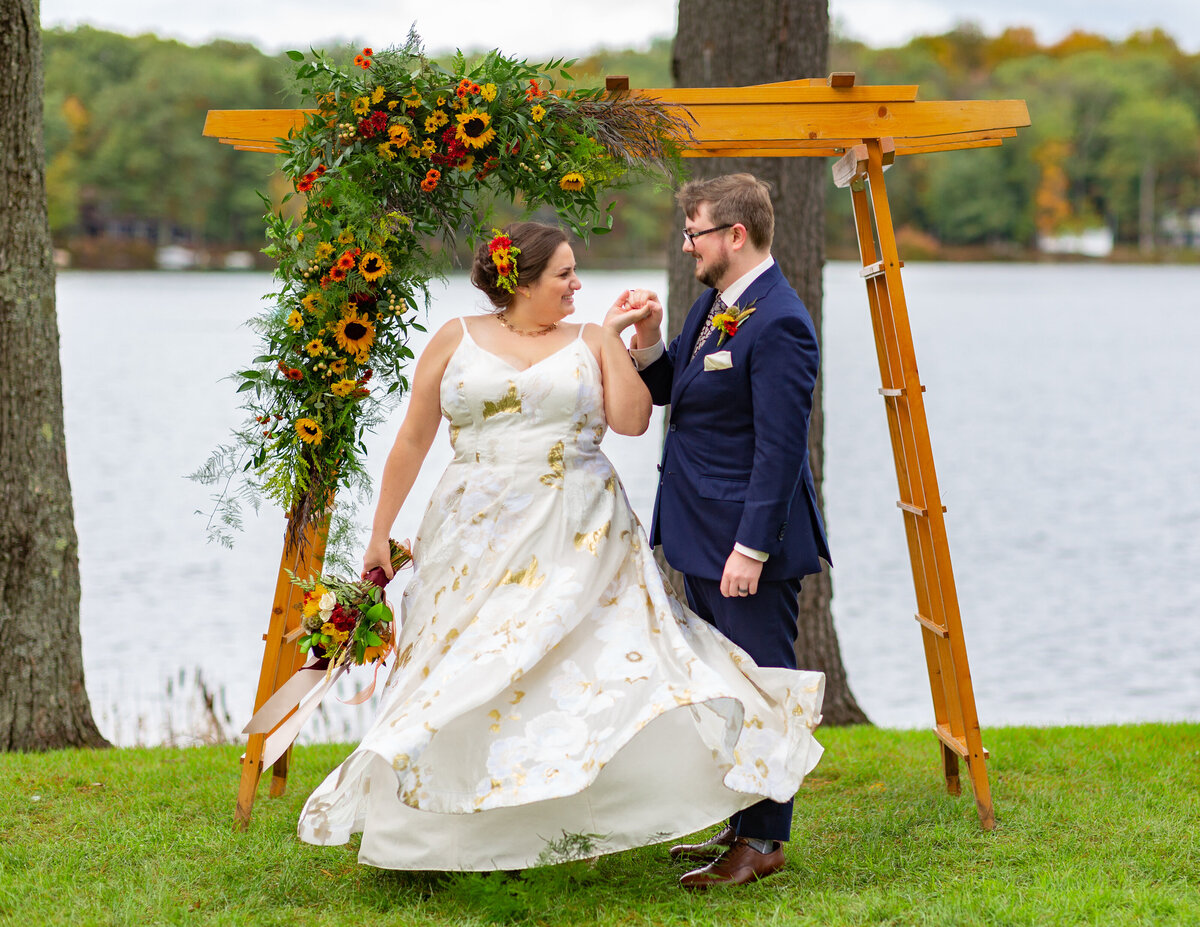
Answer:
[{"left": 56, "top": 262, "right": 1200, "bottom": 745}]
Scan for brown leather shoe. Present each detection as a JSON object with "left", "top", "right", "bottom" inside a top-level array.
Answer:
[
  {"left": 669, "top": 824, "right": 736, "bottom": 862},
  {"left": 678, "top": 838, "right": 785, "bottom": 890}
]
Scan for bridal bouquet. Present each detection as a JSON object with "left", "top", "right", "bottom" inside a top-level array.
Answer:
[{"left": 289, "top": 538, "right": 413, "bottom": 668}]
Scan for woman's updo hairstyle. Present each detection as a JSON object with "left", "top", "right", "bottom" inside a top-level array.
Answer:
[{"left": 470, "top": 221, "right": 569, "bottom": 309}]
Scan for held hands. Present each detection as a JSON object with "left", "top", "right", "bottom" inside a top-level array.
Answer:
[
  {"left": 603, "top": 288, "right": 663, "bottom": 347},
  {"left": 720, "top": 549, "right": 764, "bottom": 598}
]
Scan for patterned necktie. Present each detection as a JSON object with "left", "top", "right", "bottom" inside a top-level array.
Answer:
[{"left": 690, "top": 293, "right": 727, "bottom": 360}]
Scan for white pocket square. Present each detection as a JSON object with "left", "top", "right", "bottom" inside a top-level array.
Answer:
[{"left": 704, "top": 350, "right": 733, "bottom": 371}]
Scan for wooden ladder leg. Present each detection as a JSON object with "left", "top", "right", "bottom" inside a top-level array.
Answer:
[
  {"left": 233, "top": 512, "right": 331, "bottom": 831},
  {"left": 941, "top": 742, "right": 961, "bottom": 796}
]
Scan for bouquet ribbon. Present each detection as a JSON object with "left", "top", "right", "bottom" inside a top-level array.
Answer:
[{"left": 242, "top": 564, "right": 395, "bottom": 769}]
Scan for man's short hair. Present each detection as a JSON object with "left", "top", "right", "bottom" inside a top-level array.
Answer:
[{"left": 676, "top": 173, "right": 774, "bottom": 250}]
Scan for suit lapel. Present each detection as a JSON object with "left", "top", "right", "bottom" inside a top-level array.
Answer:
[
  {"left": 671, "top": 266, "right": 783, "bottom": 404},
  {"left": 671, "top": 291, "right": 720, "bottom": 404}
]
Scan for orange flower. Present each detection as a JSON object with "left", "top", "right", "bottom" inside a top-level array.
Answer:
[{"left": 420, "top": 168, "right": 441, "bottom": 192}]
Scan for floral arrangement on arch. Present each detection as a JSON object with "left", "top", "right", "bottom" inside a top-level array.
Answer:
[{"left": 194, "top": 33, "right": 687, "bottom": 557}]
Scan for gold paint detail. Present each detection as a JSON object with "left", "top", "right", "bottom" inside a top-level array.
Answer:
[
  {"left": 573, "top": 521, "right": 611, "bottom": 555},
  {"left": 500, "top": 556, "right": 546, "bottom": 589},
  {"left": 539, "top": 441, "right": 565, "bottom": 486},
  {"left": 482, "top": 382, "right": 522, "bottom": 419}
]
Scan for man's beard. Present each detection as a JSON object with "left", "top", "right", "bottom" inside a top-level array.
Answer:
[{"left": 694, "top": 250, "right": 729, "bottom": 289}]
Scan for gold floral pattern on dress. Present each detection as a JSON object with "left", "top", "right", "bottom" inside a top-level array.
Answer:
[
  {"left": 482, "top": 381, "right": 522, "bottom": 419},
  {"left": 500, "top": 556, "right": 545, "bottom": 588},
  {"left": 573, "top": 522, "right": 610, "bottom": 554},
  {"left": 539, "top": 440, "right": 565, "bottom": 486}
]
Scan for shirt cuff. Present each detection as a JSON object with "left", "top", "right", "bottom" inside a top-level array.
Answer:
[
  {"left": 629, "top": 338, "right": 665, "bottom": 370},
  {"left": 734, "top": 543, "right": 769, "bottom": 562}
]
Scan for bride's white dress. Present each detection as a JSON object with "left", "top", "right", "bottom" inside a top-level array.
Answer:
[{"left": 297, "top": 320, "right": 825, "bottom": 870}]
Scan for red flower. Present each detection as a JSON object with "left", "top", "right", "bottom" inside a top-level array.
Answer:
[
  {"left": 336, "top": 251, "right": 356, "bottom": 270},
  {"left": 315, "top": 164, "right": 327, "bottom": 175},
  {"left": 285, "top": 368, "right": 303, "bottom": 381},
  {"left": 329, "top": 266, "right": 347, "bottom": 281},
  {"left": 489, "top": 234, "right": 512, "bottom": 254},
  {"left": 726, "top": 322, "right": 739, "bottom": 337},
  {"left": 362, "top": 47, "right": 373, "bottom": 56},
  {"left": 295, "top": 171, "right": 317, "bottom": 192}
]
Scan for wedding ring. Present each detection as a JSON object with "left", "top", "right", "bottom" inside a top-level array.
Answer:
[{"left": 738, "top": 587, "right": 749, "bottom": 595}]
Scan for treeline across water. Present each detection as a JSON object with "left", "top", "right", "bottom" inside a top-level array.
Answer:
[{"left": 43, "top": 25, "right": 1200, "bottom": 267}]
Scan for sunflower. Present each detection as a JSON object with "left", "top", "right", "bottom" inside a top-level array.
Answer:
[
  {"left": 333, "top": 310, "right": 376, "bottom": 355},
  {"left": 388, "top": 123, "right": 412, "bottom": 146},
  {"left": 295, "top": 418, "right": 323, "bottom": 444},
  {"left": 530, "top": 104, "right": 546, "bottom": 123},
  {"left": 286, "top": 310, "right": 304, "bottom": 330},
  {"left": 421, "top": 138, "right": 436, "bottom": 155},
  {"left": 559, "top": 172, "right": 586, "bottom": 191},
  {"left": 331, "top": 378, "right": 358, "bottom": 398},
  {"left": 314, "top": 242, "right": 334, "bottom": 261},
  {"left": 405, "top": 145, "right": 421, "bottom": 158},
  {"left": 329, "top": 357, "right": 348, "bottom": 375},
  {"left": 336, "top": 229, "right": 355, "bottom": 245},
  {"left": 424, "top": 110, "right": 448, "bottom": 132},
  {"left": 386, "top": 100, "right": 398, "bottom": 111},
  {"left": 352, "top": 96, "right": 371, "bottom": 116},
  {"left": 358, "top": 251, "right": 390, "bottom": 282},
  {"left": 305, "top": 339, "right": 325, "bottom": 357},
  {"left": 377, "top": 141, "right": 397, "bottom": 161},
  {"left": 301, "top": 292, "right": 322, "bottom": 313},
  {"left": 371, "top": 85, "right": 386, "bottom": 104},
  {"left": 455, "top": 109, "right": 496, "bottom": 149}
]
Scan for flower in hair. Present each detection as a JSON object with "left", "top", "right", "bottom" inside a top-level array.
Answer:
[{"left": 488, "top": 229, "right": 521, "bottom": 293}]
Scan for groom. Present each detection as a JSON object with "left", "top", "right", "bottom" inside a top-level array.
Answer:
[{"left": 610, "top": 173, "right": 830, "bottom": 889}]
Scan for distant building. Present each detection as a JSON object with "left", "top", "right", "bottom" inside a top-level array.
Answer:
[
  {"left": 1037, "top": 227, "right": 1114, "bottom": 257},
  {"left": 1160, "top": 211, "right": 1200, "bottom": 249}
]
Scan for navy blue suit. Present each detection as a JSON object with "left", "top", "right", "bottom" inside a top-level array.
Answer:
[{"left": 640, "top": 261, "right": 829, "bottom": 842}]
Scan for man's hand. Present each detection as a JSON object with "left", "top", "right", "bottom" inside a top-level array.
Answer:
[{"left": 720, "top": 549, "right": 764, "bottom": 598}]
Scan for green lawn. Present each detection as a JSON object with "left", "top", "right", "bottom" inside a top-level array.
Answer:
[{"left": 2, "top": 724, "right": 1197, "bottom": 926}]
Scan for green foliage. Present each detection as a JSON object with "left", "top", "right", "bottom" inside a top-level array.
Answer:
[{"left": 1, "top": 724, "right": 1197, "bottom": 925}]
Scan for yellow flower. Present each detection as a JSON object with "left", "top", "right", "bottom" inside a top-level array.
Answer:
[
  {"left": 377, "top": 141, "right": 397, "bottom": 161},
  {"left": 530, "top": 104, "right": 546, "bottom": 122},
  {"left": 296, "top": 229, "right": 305, "bottom": 243},
  {"left": 424, "top": 110, "right": 448, "bottom": 133},
  {"left": 371, "top": 85, "right": 386, "bottom": 104},
  {"left": 336, "top": 229, "right": 355, "bottom": 245},
  {"left": 458, "top": 155, "right": 475, "bottom": 172},
  {"left": 421, "top": 138, "right": 436, "bottom": 155},
  {"left": 330, "top": 357, "right": 348, "bottom": 375},
  {"left": 286, "top": 310, "right": 304, "bottom": 330},
  {"left": 314, "top": 242, "right": 334, "bottom": 261},
  {"left": 436, "top": 96, "right": 447, "bottom": 107},
  {"left": 352, "top": 96, "right": 371, "bottom": 115},
  {"left": 388, "top": 123, "right": 412, "bottom": 146},
  {"left": 301, "top": 293, "right": 321, "bottom": 313},
  {"left": 386, "top": 100, "right": 398, "bottom": 110},
  {"left": 305, "top": 338, "right": 325, "bottom": 357},
  {"left": 333, "top": 310, "right": 376, "bottom": 355},
  {"left": 302, "top": 584, "right": 328, "bottom": 617},
  {"left": 331, "top": 378, "right": 358, "bottom": 397},
  {"left": 480, "top": 83, "right": 497, "bottom": 102},
  {"left": 320, "top": 621, "right": 348, "bottom": 643},
  {"left": 455, "top": 109, "right": 496, "bottom": 149},
  {"left": 405, "top": 145, "right": 420, "bottom": 158},
  {"left": 403, "top": 88, "right": 422, "bottom": 105},
  {"left": 358, "top": 251, "right": 390, "bottom": 282},
  {"left": 559, "top": 172, "right": 586, "bottom": 191},
  {"left": 295, "top": 418, "right": 324, "bottom": 444}
]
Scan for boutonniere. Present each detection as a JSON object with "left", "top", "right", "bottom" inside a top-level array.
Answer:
[{"left": 712, "top": 301, "right": 757, "bottom": 346}]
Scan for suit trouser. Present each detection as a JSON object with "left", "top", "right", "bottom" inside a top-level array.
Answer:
[{"left": 683, "top": 574, "right": 802, "bottom": 844}]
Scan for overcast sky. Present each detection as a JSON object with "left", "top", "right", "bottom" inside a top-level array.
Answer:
[{"left": 40, "top": 0, "right": 1200, "bottom": 56}]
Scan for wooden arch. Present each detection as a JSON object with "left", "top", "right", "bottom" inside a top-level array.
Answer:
[{"left": 205, "top": 73, "right": 1030, "bottom": 831}]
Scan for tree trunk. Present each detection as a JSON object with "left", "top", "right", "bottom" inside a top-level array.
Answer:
[
  {"left": 1138, "top": 158, "right": 1156, "bottom": 255},
  {"left": 0, "top": 0, "right": 108, "bottom": 750},
  {"left": 667, "top": 0, "right": 868, "bottom": 724}
]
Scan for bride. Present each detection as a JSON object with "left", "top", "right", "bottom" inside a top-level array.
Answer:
[{"left": 297, "top": 221, "right": 824, "bottom": 874}]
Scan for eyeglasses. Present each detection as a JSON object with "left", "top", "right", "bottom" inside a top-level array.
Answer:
[{"left": 682, "top": 224, "right": 733, "bottom": 245}]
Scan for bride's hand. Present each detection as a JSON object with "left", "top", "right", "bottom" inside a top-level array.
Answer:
[{"left": 362, "top": 537, "right": 395, "bottom": 580}]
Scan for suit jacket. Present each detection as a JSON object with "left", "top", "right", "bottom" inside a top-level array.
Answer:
[{"left": 640, "top": 262, "right": 830, "bottom": 582}]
